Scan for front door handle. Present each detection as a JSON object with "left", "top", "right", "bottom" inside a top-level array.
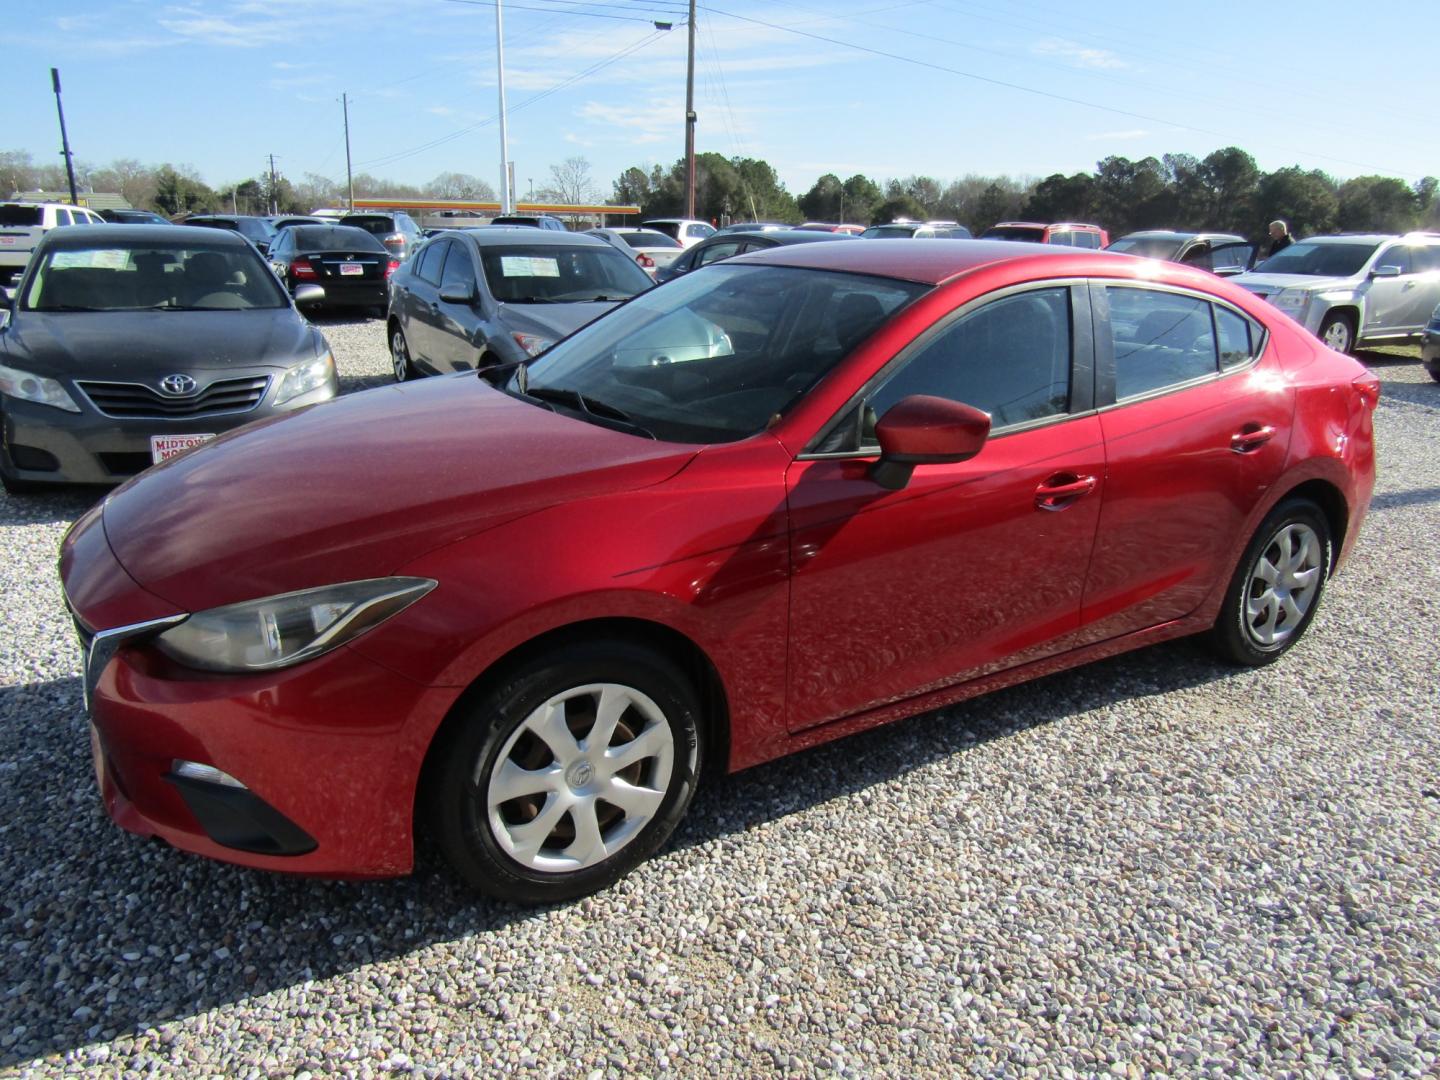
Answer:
[
  {"left": 1035, "top": 473, "right": 1096, "bottom": 511},
  {"left": 1231, "top": 424, "right": 1276, "bottom": 453}
]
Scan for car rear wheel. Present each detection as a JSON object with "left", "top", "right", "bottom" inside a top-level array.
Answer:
[
  {"left": 390, "top": 325, "right": 415, "bottom": 382},
  {"left": 428, "top": 640, "right": 703, "bottom": 904},
  {"left": 1208, "top": 498, "right": 1330, "bottom": 666},
  {"left": 1319, "top": 311, "right": 1355, "bottom": 354}
]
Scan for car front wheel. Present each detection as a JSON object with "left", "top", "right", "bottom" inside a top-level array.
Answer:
[
  {"left": 1318, "top": 311, "right": 1356, "bottom": 354},
  {"left": 428, "top": 640, "right": 704, "bottom": 904},
  {"left": 1209, "top": 498, "right": 1331, "bottom": 666}
]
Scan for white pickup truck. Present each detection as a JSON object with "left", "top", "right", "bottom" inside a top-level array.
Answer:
[{"left": 0, "top": 202, "right": 107, "bottom": 281}]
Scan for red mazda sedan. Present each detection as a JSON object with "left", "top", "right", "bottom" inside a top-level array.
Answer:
[{"left": 59, "top": 240, "right": 1378, "bottom": 904}]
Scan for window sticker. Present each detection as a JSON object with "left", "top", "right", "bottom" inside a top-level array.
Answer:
[{"left": 500, "top": 256, "right": 560, "bottom": 278}]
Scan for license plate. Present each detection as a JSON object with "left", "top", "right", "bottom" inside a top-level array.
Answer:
[
  {"left": 339, "top": 262, "right": 364, "bottom": 276},
  {"left": 0, "top": 237, "right": 14, "bottom": 245},
  {"left": 150, "top": 433, "right": 215, "bottom": 463}
]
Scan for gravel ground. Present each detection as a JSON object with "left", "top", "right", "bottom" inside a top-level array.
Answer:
[{"left": 1, "top": 324, "right": 1437, "bottom": 1078}]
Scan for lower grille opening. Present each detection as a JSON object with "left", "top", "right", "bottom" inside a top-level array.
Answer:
[
  {"left": 98, "top": 452, "right": 153, "bottom": 477},
  {"left": 7, "top": 444, "right": 60, "bottom": 471}
]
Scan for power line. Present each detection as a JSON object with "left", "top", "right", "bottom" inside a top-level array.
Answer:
[
  {"left": 442, "top": 0, "right": 681, "bottom": 25},
  {"left": 697, "top": 4, "right": 1414, "bottom": 178}
]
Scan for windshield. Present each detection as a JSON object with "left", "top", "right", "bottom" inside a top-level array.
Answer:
[
  {"left": 290, "top": 226, "right": 387, "bottom": 252},
  {"left": 480, "top": 244, "right": 654, "bottom": 302},
  {"left": 983, "top": 226, "right": 1045, "bottom": 243},
  {"left": 1251, "top": 241, "right": 1379, "bottom": 277},
  {"left": 21, "top": 241, "right": 289, "bottom": 311},
  {"left": 1106, "top": 236, "right": 1185, "bottom": 260},
  {"left": 507, "top": 264, "right": 927, "bottom": 444}
]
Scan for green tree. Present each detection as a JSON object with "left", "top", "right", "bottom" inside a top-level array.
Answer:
[
  {"left": 425, "top": 172, "right": 496, "bottom": 201},
  {"left": 872, "top": 194, "right": 927, "bottom": 224},
  {"left": 1198, "top": 147, "right": 1260, "bottom": 233},
  {"left": 798, "top": 173, "right": 844, "bottom": 222},
  {"left": 1254, "top": 167, "right": 1338, "bottom": 241},
  {"left": 153, "top": 165, "right": 217, "bottom": 216},
  {"left": 1022, "top": 172, "right": 1096, "bottom": 225},
  {"left": 840, "top": 174, "right": 883, "bottom": 226},
  {"left": 1336, "top": 175, "right": 1421, "bottom": 234}
]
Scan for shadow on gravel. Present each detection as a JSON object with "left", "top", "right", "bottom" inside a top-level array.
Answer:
[
  {"left": 0, "top": 636, "right": 1237, "bottom": 1066},
  {"left": 0, "top": 487, "right": 107, "bottom": 527},
  {"left": 1369, "top": 485, "right": 1440, "bottom": 512}
]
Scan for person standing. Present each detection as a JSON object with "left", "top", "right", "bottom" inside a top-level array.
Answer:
[{"left": 1267, "top": 220, "right": 1294, "bottom": 257}]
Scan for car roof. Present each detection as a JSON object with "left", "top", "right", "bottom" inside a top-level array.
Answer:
[
  {"left": 731, "top": 237, "right": 1130, "bottom": 285},
  {"left": 1298, "top": 234, "right": 1400, "bottom": 244},
  {"left": 1116, "top": 230, "right": 1244, "bottom": 242},
  {"left": 41, "top": 223, "right": 252, "bottom": 248},
  {"left": 441, "top": 228, "right": 610, "bottom": 249}
]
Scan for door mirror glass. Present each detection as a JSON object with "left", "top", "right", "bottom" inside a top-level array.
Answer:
[
  {"left": 870, "top": 394, "right": 990, "bottom": 490},
  {"left": 293, "top": 283, "right": 325, "bottom": 306}
]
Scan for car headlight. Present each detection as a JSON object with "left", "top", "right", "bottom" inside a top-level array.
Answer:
[
  {"left": 154, "top": 577, "right": 436, "bottom": 673},
  {"left": 1271, "top": 289, "right": 1310, "bottom": 312},
  {"left": 274, "top": 350, "right": 335, "bottom": 405},
  {"left": 0, "top": 363, "right": 81, "bottom": 412},
  {"left": 512, "top": 332, "right": 553, "bottom": 358}
]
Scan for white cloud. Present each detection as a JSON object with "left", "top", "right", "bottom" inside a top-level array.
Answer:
[{"left": 1033, "top": 38, "right": 1129, "bottom": 71}]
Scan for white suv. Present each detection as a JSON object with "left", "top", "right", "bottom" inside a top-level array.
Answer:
[
  {"left": 641, "top": 218, "right": 717, "bottom": 249},
  {"left": 0, "top": 202, "right": 108, "bottom": 280},
  {"left": 1234, "top": 233, "right": 1440, "bottom": 353}
]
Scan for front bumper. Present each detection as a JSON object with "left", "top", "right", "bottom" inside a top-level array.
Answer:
[
  {"left": 85, "top": 633, "right": 457, "bottom": 877},
  {"left": 1, "top": 379, "right": 336, "bottom": 486}
]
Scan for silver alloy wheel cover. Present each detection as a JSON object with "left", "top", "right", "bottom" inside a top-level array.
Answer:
[
  {"left": 1322, "top": 319, "right": 1351, "bottom": 351},
  {"left": 391, "top": 329, "right": 409, "bottom": 382},
  {"left": 1244, "top": 521, "right": 1323, "bottom": 648},
  {"left": 484, "top": 682, "right": 675, "bottom": 873}
]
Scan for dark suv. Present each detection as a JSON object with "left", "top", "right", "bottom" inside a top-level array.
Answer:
[
  {"left": 340, "top": 211, "right": 423, "bottom": 261},
  {"left": 182, "top": 215, "right": 277, "bottom": 255}
]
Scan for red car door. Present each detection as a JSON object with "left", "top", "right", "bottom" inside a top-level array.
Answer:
[
  {"left": 785, "top": 284, "right": 1106, "bottom": 733},
  {"left": 1076, "top": 282, "right": 1292, "bottom": 644}
]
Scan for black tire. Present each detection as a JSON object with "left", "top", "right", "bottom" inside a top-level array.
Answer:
[
  {"left": 1428, "top": 367, "right": 1440, "bottom": 384},
  {"left": 390, "top": 324, "right": 415, "bottom": 382},
  {"left": 1318, "top": 311, "right": 1356, "bottom": 355},
  {"left": 427, "top": 640, "right": 704, "bottom": 904},
  {"left": 1208, "top": 498, "right": 1331, "bottom": 667}
]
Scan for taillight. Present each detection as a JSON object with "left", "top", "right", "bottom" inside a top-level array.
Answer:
[
  {"left": 635, "top": 253, "right": 655, "bottom": 268},
  {"left": 1351, "top": 370, "right": 1380, "bottom": 411},
  {"left": 384, "top": 233, "right": 404, "bottom": 248},
  {"left": 384, "top": 259, "right": 400, "bottom": 279},
  {"left": 291, "top": 258, "right": 317, "bottom": 279}
]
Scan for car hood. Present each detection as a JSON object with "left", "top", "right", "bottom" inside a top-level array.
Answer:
[
  {"left": 1234, "top": 273, "right": 1354, "bottom": 294},
  {"left": 100, "top": 373, "right": 700, "bottom": 611},
  {"left": 495, "top": 300, "right": 620, "bottom": 342},
  {"left": 2, "top": 309, "right": 319, "bottom": 378}
]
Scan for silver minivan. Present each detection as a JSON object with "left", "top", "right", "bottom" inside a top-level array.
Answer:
[{"left": 0, "top": 202, "right": 108, "bottom": 280}]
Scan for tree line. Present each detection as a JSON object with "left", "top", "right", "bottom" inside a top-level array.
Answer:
[{"left": 6, "top": 145, "right": 1438, "bottom": 248}]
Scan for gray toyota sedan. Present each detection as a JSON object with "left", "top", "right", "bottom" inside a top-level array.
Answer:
[{"left": 0, "top": 225, "right": 338, "bottom": 492}]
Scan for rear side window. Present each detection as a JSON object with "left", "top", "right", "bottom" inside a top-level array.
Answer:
[
  {"left": 869, "top": 286, "right": 1073, "bottom": 430},
  {"left": 687, "top": 224, "right": 714, "bottom": 238},
  {"left": 56, "top": 209, "right": 73, "bottom": 226},
  {"left": 412, "top": 240, "right": 447, "bottom": 285},
  {"left": 1215, "top": 306, "right": 1259, "bottom": 370},
  {"left": 1411, "top": 246, "right": 1440, "bottom": 273},
  {"left": 1107, "top": 287, "right": 1218, "bottom": 399}
]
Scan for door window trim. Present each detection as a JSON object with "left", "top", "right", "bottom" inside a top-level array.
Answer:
[
  {"left": 1090, "top": 280, "right": 1269, "bottom": 410},
  {"left": 800, "top": 278, "right": 1096, "bottom": 459}
]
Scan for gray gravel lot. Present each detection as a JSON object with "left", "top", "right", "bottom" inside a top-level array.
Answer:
[{"left": 1, "top": 320, "right": 1437, "bottom": 1077}]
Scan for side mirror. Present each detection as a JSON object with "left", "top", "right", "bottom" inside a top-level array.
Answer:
[
  {"left": 869, "top": 394, "right": 991, "bottom": 491},
  {"left": 1370, "top": 265, "right": 1402, "bottom": 278},
  {"left": 439, "top": 281, "right": 477, "bottom": 304},
  {"left": 0, "top": 305, "right": 10, "bottom": 333},
  {"left": 293, "top": 283, "right": 325, "bottom": 306}
]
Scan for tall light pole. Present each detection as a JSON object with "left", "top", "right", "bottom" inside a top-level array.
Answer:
[
  {"left": 50, "top": 68, "right": 80, "bottom": 207},
  {"left": 684, "top": 0, "right": 697, "bottom": 219},
  {"left": 342, "top": 92, "right": 355, "bottom": 210},
  {"left": 496, "top": 0, "right": 513, "bottom": 213}
]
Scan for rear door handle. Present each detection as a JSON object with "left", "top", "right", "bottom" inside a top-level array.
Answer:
[
  {"left": 1035, "top": 473, "right": 1096, "bottom": 511},
  {"left": 1231, "top": 424, "right": 1276, "bottom": 453}
]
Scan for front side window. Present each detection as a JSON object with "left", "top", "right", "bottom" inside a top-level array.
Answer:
[
  {"left": 509, "top": 265, "right": 925, "bottom": 444},
  {"left": 1374, "top": 246, "right": 1412, "bottom": 275},
  {"left": 440, "top": 243, "right": 475, "bottom": 290},
  {"left": 22, "top": 241, "right": 288, "bottom": 311},
  {"left": 866, "top": 286, "right": 1073, "bottom": 432},
  {"left": 56, "top": 209, "right": 73, "bottom": 226},
  {"left": 1107, "top": 287, "right": 1218, "bottom": 399},
  {"left": 695, "top": 241, "right": 742, "bottom": 266},
  {"left": 687, "top": 223, "right": 715, "bottom": 238}
]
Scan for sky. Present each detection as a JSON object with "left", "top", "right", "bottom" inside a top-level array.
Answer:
[{"left": 4, "top": 0, "right": 1436, "bottom": 204}]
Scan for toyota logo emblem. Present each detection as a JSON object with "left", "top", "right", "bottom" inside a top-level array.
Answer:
[{"left": 159, "top": 374, "right": 197, "bottom": 396}]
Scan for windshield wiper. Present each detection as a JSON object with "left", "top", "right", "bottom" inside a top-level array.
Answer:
[
  {"left": 502, "top": 297, "right": 566, "bottom": 304},
  {"left": 525, "top": 386, "right": 655, "bottom": 439}
]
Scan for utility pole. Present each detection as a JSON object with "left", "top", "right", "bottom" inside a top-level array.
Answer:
[
  {"left": 496, "top": 0, "right": 513, "bottom": 213},
  {"left": 342, "top": 93, "right": 355, "bottom": 211},
  {"left": 684, "top": 0, "right": 697, "bottom": 219},
  {"left": 50, "top": 68, "right": 80, "bottom": 207},
  {"left": 267, "top": 154, "right": 279, "bottom": 214}
]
